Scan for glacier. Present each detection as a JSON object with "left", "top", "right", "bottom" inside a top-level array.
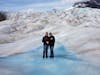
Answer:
[
  {"left": 0, "top": 7, "right": 100, "bottom": 74},
  {"left": 0, "top": 43, "right": 100, "bottom": 75}
]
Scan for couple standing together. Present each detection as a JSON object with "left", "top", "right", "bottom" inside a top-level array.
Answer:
[{"left": 42, "top": 32, "right": 55, "bottom": 58}]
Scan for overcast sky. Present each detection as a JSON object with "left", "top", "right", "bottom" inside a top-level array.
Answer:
[{"left": 0, "top": 0, "right": 88, "bottom": 11}]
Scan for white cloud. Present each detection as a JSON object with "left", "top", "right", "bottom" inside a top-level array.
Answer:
[
  {"left": 24, "top": 1, "right": 67, "bottom": 8},
  {"left": 19, "top": 0, "right": 72, "bottom": 10},
  {"left": 62, "top": 0, "right": 89, "bottom": 3}
]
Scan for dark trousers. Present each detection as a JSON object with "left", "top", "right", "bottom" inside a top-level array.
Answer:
[
  {"left": 43, "top": 45, "right": 48, "bottom": 58},
  {"left": 50, "top": 45, "right": 54, "bottom": 58}
]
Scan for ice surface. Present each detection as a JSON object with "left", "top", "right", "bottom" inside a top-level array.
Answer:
[
  {"left": 0, "top": 44, "right": 100, "bottom": 75},
  {"left": 0, "top": 7, "right": 100, "bottom": 67}
]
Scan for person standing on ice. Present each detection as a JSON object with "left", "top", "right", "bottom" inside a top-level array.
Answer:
[
  {"left": 49, "top": 32, "right": 55, "bottom": 58},
  {"left": 42, "top": 32, "right": 49, "bottom": 58}
]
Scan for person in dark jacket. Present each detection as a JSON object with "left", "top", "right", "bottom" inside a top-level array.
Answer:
[
  {"left": 42, "top": 32, "right": 49, "bottom": 58},
  {"left": 49, "top": 32, "right": 55, "bottom": 58}
]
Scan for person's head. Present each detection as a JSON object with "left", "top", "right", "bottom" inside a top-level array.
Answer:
[
  {"left": 49, "top": 32, "right": 53, "bottom": 36},
  {"left": 45, "top": 32, "right": 48, "bottom": 36}
]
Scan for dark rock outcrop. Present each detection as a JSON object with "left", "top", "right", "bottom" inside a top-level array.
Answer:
[
  {"left": 0, "top": 12, "right": 7, "bottom": 21},
  {"left": 73, "top": 0, "right": 100, "bottom": 9}
]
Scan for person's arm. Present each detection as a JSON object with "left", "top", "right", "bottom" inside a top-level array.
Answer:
[
  {"left": 53, "top": 36, "right": 55, "bottom": 43},
  {"left": 42, "top": 37, "right": 44, "bottom": 43}
]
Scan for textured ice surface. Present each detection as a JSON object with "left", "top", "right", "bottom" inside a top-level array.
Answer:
[
  {"left": 0, "top": 43, "right": 100, "bottom": 75},
  {"left": 0, "top": 7, "right": 100, "bottom": 67}
]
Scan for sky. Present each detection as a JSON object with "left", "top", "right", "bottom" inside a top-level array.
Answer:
[{"left": 0, "top": 0, "right": 87, "bottom": 11}]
